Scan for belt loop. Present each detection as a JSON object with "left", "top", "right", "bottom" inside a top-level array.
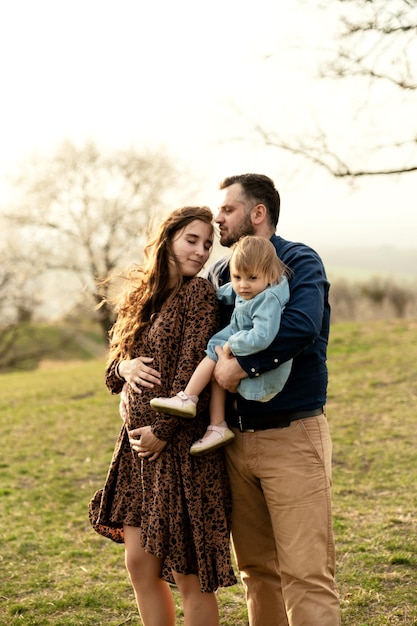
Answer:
[{"left": 238, "top": 415, "right": 255, "bottom": 433}]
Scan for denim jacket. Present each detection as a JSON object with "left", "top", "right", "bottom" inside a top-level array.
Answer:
[{"left": 205, "top": 278, "right": 292, "bottom": 401}]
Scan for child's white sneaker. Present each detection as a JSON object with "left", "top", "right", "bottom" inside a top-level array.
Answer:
[
  {"left": 150, "top": 391, "right": 198, "bottom": 418},
  {"left": 190, "top": 423, "right": 235, "bottom": 456}
]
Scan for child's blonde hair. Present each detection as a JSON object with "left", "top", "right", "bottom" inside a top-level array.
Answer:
[{"left": 230, "top": 236, "right": 289, "bottom": 284}]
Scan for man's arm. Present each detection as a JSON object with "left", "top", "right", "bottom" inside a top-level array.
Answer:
[{"left": 213, "top": 345, "right": 248, "bottom": 392}]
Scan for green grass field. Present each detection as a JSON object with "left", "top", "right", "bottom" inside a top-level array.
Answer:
[{"left": 1, "top": 319, "right": 417, "bottom": 625}]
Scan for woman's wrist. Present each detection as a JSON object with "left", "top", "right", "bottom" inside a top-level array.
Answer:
[{"left": 115, "top": 360, "right": 125, "bottom": 380}]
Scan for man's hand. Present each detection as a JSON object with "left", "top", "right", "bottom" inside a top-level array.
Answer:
[{"left": 214, "top": 345, "right": 248, "bottom": 392}]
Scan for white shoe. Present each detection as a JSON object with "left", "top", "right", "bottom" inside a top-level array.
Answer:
[
  {"left": 190, "top": 424, "right": 235, "bottom": 456},
  {"left": 150, "top": 391, "right": 198, "bottom": 418}
]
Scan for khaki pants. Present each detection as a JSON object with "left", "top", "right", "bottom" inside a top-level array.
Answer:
[{"left": 225, "top": 414, "right": 340, "bottom": 626}]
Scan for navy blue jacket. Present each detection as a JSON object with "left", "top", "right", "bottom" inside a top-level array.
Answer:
[{"left": 206, "top": 234, "right": 330, "bottom": 420}]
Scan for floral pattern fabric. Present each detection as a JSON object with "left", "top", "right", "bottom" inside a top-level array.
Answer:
[{"left": 89, "top": 277, "right": 237, "bottom": 592}]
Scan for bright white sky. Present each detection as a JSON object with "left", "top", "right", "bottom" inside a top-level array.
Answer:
[{"left": 0, "top": 0, "right": 416, "bottom": 252}]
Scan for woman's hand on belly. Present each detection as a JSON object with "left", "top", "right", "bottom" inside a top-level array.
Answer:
[
  {"left": 119, "top": 356, "right": 161, "bottom": 394},
  {"left": 129, "top": 425, "right": 167, "bottom": 461}
]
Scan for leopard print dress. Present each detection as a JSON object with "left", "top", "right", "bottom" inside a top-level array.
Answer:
[{"left": 89, "top": 277, "right": 237, "bottom": 592}]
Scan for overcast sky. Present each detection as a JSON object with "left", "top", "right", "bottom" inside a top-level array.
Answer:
[{"left": 1, "top": 0, "right": 416, "bottom": 252}]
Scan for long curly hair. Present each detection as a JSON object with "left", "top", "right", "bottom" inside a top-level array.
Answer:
[{"left": 106, "top": 206, "right": 213, "bottom": 365}]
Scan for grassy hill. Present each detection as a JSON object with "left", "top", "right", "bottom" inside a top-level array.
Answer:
[{"left": 1, "top": 319, "right": 417, "bottom": 625}]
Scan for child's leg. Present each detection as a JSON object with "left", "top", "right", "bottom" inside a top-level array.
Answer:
[
  {"left": 184, "top": 356, "right": 216, "bottom": 397},
  {"left": 190, "top": 379, "right": 235, "bottom": 456},
  {"left": 150, "top": 357, "right": 215, "bottom": 418},
  {"left": 208, "top": 379, "right": 226, "bottom": 426}
]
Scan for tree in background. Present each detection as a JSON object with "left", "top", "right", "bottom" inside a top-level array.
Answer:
[
  {"left": 0, "top": 230, "right": 48, "bottom": 369},
  {"left": 255, "top": 0, "right": 417, "bottom": 179},
  {"left": 3, "top": 141, "right": 179, "bottom": 338}
]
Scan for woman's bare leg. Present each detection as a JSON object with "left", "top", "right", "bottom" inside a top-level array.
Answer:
[
  {"left": 124, "top": 525, "right": 175, "bottom": 626},
  {"left": 173, "top": 571, "right": 219, "bottom": 626}
]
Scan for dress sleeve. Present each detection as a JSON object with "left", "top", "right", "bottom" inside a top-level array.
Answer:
[
  {"left": 152, "top": 278, "right": 220, "bottom": 440},
  {"left": 105, "top": 360, "right": 126, "bottom": 395}
]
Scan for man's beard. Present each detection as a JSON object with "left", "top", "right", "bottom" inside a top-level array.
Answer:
[{"left": 220, "top": 215, "right": 255, "bottom": 248}]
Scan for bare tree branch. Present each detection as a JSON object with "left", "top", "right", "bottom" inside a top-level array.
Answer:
[
  {"left": 257, "top": 0, "right": 417, "bottom": 179},
  {"left": 3, "top": 141, "right": 180, "bottom": 337}
]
